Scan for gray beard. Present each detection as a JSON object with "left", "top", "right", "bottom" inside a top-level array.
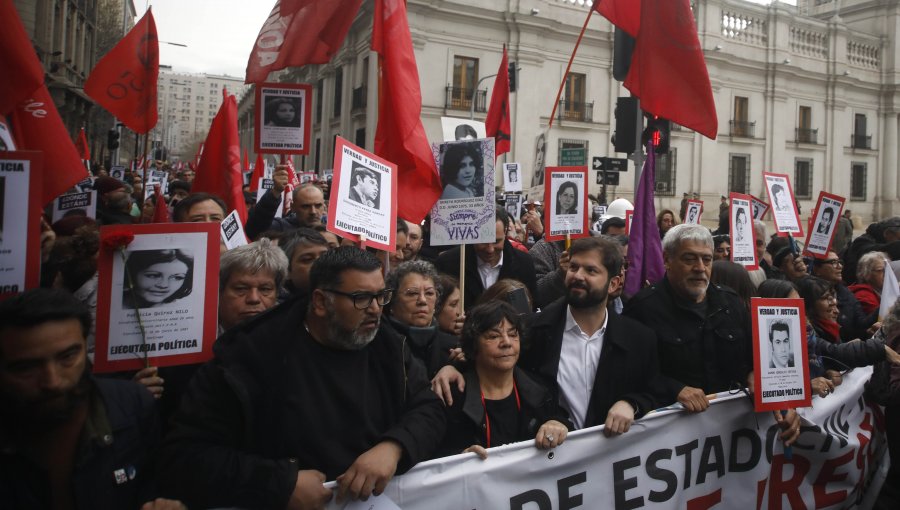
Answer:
[{"left": 322, "top": 303, "right": 378, "bottom": 350}]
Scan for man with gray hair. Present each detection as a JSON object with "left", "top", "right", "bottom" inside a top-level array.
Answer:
[
  {"left": 218, "top": 238, "right": 289, "bottom": 332},
  {"left": 748, "top": 219, "right": 769, "bottom": 288}
]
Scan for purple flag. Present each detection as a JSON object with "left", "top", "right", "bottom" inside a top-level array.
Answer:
[{"left": 625, "top": 143, "right": 665, "bottom": 295}]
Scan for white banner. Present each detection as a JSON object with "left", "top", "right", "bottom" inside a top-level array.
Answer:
[{"left": 326, "top": 368, "right": 887, "bottom": 509}]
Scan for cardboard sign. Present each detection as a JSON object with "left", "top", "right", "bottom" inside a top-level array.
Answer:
[
  {"left": 504, "top": 193, "right": 522, "bottom": 221},
  {"left": 430, "top": 138, "right": 496, "bottom": 246},
  {"left": 751, "top": 297, "right": 811, "bottom": 411},
  {"left": 750, "top": 195, "right": 769, "bottom": 221},
  {"left": 729, "top": 192, "right": 758, "bottom": 270},
  {"left": 94, "top": 222, "right": 220, "bottom": 373},
  {"left": 763, "top": 172, "right": 804, "bottom": 237},
  {"left": 804, "top": 191, "right": 845, "bottom": 259},
  {"left": 503, "top": 162, "right": 522, "bottom": 193},
  {"left": 220, "top": 210, "right": 248, "bottom": 250},
  {"left": 255, "top": 82, "right": 312, "bottom": 155},
  {"left": 543, "top": 167, "right": 589, "bottom": 242},
  {"left": 328, "top": 136, "right": 398, "bottom": 251},
  {"left": 684, "top": 200, "right": 703, "bottom": 225},
  {"left": 52, "top": 190, "right": 97, "bottom": 222},
  {"left": 256, "top": 178, "right": 283, "bottom": 219},
  {"left": 0, "top": 151, "right": 42, "bottom": 299}
]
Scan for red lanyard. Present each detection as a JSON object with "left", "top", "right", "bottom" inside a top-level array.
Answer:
[{"left": 480, "top": 382, "right": 521, "bottom": 448}]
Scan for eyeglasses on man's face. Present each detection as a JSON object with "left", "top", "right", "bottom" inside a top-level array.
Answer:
[{"left": 323, "top": 288, "right": 393, "bottom": 310}]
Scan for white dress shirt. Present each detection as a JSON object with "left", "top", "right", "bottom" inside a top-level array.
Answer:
[
  {"left": 476, "top": 251, "right": 504, "bottom": 290},
  {"left": 557, "top": 305, "right": 608, "bottom": 429}
]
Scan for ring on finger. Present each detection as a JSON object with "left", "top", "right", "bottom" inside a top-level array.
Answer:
[{"left": 546, "top": 435, "right": 554, "bottom": 442}]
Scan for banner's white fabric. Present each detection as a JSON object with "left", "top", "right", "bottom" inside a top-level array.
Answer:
[{"left": 327, "top": 367, "right": 887, "bottom": 509}]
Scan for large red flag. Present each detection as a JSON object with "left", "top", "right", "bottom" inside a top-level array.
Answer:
[
  {"left": 372, "top": 0, "right": 442, "bottom": 223},
  {"left": 192, "top": 90, "right": 247, "bottom": 223},
  {"left": 0, "top": 0, "right": 45, "bottom": 116},
  {"left": 76, "top": 127, "right": 91, "bottom": 161},
  {"left": 84, "top": 9, "right": 159, "bottom": 134},
  {"left": 10, "top": 86, "right": 90, "bottom": 205},
  {"left": 597, "top": 0, "right": 717, "bottom": 139},
  {"left": 249, "top": 153, "right": 266, "bottom": 192},
  {"left": 245, "top": 0, "right": 364, "bottom": 83},
  {"left": 485, "top": 46, "right": 511, "bottom": 157}
]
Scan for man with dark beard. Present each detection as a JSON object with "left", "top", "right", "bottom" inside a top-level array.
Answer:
[
  {"left": 158, "top": 247, "right": 445, "bottom": 509},
  {"left": 0, "top": 289, "right": 184, "bottom": 509}
]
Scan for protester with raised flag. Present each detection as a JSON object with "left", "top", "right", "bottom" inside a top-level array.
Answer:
[
  {"left": 217, "top": 238, "right": 287, "bottom": 333},
  {"left": 279, "top": 228, "right": 330, "bottom": 299},
  {"left": 158, "top": 247, "right": 444, "bottom": 508}
]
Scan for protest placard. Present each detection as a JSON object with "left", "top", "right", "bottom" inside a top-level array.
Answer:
[
  {"left": 503, "top": 162, "right": 522, "bottom": 193},
  {"left": 430, "top": 139, "right": 496, "bottom": 246},
  {"left": 504, "top": 193, "right": 521, "bottom": 221},
  {"left": 750, "top": 194, "right": 769, "bottom": 221},
  {"left": 256, "top": 178, "right": 283, "bottom": 218},
  {"left": 74, "top": 175, "right": 95, "bottom": 193},
  {"left": 52, "top": 190, "right": 97, "bottom": 222},
  {"left": 440, "top": 117, "right": 486, "bottom": 142},
  {"left": 763, "top": 172, "right": 804, "bottom": 236},
  {"left": 804, "top": 191, "right": 845, "bottom": 259},
  {"left": 220, "top": 209, "right": 248, "bottom": 250},
  {"left": 751, "top": 297, "right": 811, "bottom": 412},
  {"left": 729, "top": 193, "right": 758, "bottom": 270},
  {"left": 0, "top": 151, "right": 42, "bottom": 299},
  {"left": 544, "top": 167, "right": 589, "bottom": 242},
  {"left": 625, "top": 210, "right": 633, "bottom": 235},
  {"left": 299, "top": 171, "right": 316, "bottom": 183},
  {"left": 684, "top": 199, "right": 703, "bottom": 225},
  {"left": 254, "top": 82, "right": 312, "bottom": 155}
]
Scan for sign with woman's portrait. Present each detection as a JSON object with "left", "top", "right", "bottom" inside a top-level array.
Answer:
[
  {"left": 254, "top": 82, "right": 312, "bottom": 155},
  {"left": 503, "top": 162, "right": 522, "bottom": 193},
  {"left": 543, "top": 167, "right": 589, "bottom": 242},
  {"left": 763, "top": 172, "right": 803, "bottom": 237},
  {"left": 729, "top": 193, "right": 758, "bottom": 270},
  {"left": 328, "top": 136, "right": 397, "bottom": 252},
  {"left": 0, "top": 151, "right": 42, "bottom": 300},
  {"left": 804, "top": 191, "right": 845, "bottom": 260},
  {"left": 94, "top": 223, "right": 220, "bottom": 373},
  {"left": 430, "top": 138, "right": 495, "bottom": 246},
  {"left": 751, "top": 297, "right": 811, "bottom": 411}
]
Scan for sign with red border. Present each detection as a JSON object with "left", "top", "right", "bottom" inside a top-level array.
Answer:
[
  {"left": 624, "top": 210, "right": 634, "bottom": 236},
  {"left": 543, "top": 167, "right": 589, "bottom": 242},
  {"left": 254, "top": 82, "right": 312, "bottom": 155},
  {"left": 763, "top": 172, "right": 804, "bottom": 237},
  {"left": 750, "top": 195, "right": 769, "bottom": 221},
  {"left": 751, "top": 297, "right": 811, "bottom": 412},
  {"left": 0, "top": 151, "right": 42, "bottom": 299},
  {"left": 684, "top": 199, "right": 703, "bottom": 224},
  {"left": 803, "top": 191, "right": 845, "bottom": 259},
  {"left": 729, "top": 192, "right": 759, "bottom": 270}
]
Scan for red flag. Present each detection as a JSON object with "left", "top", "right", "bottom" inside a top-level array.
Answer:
[
  {"left": 192, "top": 90, "right": 248, "bottom": 223},
  {"left": 243, "top": 150, "right": 250, "bottom": 172},
  {"left": 249, "top": 153, "right": 266, "bottom": 192},
  {"left": 371, "top": 0, "right": 442, "bottom": 223},
  {"left": 0, "top": 0, "right": 45, "bottom": 116},
  {"left": 597, "top": 0, "right": 717, "bottom": 139},
  {"left": 10, "top": 85, "right": 90, "bottom": 205},
  {"left": 245, "top": 0, "right": 364, "bottom": 83},
  {"left": 151, "top": 184, "right": 170, "bottom": 223},
  {"left": 485, "top": 46, "right": 511, "bottom": 157},
  {"left": 84, "top": 9, "right": 159, "bottom": 134},
  {"left": 76, "top": 127, "right": 91, "bottom": 161},
  {"left": 194, "top": 142, "right": 204, "bottom": 168}
]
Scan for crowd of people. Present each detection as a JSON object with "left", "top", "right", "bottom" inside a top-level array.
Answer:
[{"left": 3, "top": 163, "right": 900, "bottom": 509}]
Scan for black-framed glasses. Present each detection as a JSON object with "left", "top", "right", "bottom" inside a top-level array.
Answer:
[
  {"left": 821, "top": 258, "right": 843, "bottom": 267},
  {"left": 323, "top": 288, "right": 393, "bottom": 310}
]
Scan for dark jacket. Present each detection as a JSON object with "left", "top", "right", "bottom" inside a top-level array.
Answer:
[
  {"left": 435, "top": 241, "right": 537, "bottom": 311},
  {"left": 624, "top": 278, "right": 753, "bottom": 403},
  {"left": 157, "top": 297, "right": 446, "bottom": 510},
  {"left": 806, "top": 324, "right": 885, "bottom": 378},
  {"left": 842, "top": 222, "right": 900, "bottom": 284},
  {"left": 438, "top": 367, "right": 572, "bottom": 457},
  {"left": 96, "top": 205, "right": 134, "bottom": 226},
  {"left": 521, "top": 299, "right": 661, "bottom": 423},
  {"left": 835, "top": 283, "right": 876, "bottom": 342},
  {"left": 384, "top": 316, "right": 459, "bottom": 377},
  {"left": 244, "top": 188, "right": 302, "bottom": 240},
  {"left": 0, "top": 377, "right": 160, "bottom": 509}
]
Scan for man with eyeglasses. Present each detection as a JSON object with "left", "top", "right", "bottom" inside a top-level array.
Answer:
[
  {"left": 624, "top": 225, "right": 801, "bottom": 445},
  {"left": 158, "top": 247, "right": 445, "bottom": 509},
  {"left": 813, "top": 250, "right": 876, "bottom": 341}
]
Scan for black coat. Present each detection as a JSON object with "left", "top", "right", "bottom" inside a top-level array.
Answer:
[
  {"left": 435, "top": 241, "right": 537, "bottom": 311},
  {"left": 244, "top": 188, "right": 303, "bottom": 240},
  {"left": 835, "top": 283, "right": 876, "bottom": 342},
  {"left": 157, "top": 298, "right": 446, "bottom": 509},
  {"left": 520, "top": 299, "right": 661, "bottom": 425},
  {"left": 384, "top": 316, "right": 460, "bottom": 377}
]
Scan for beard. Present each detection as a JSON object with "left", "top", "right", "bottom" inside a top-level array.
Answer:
[
  {"left": 322, "top": 299, "right": 379, "bottom": 350},
  {"left": 566, "top": 280, "right": 610, "bottom": 309},
  {"left": 1, "top": 369, "right": 91, "bottom": 431}
]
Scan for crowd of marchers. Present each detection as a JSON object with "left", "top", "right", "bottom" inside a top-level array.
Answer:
[{"left": 3, "top": 165, "right": 900, "bottom": 510}]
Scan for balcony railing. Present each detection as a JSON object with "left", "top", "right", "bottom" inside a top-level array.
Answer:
[
  {"left": 352, "top": 86, "right": 367, "bottom": 111},
  {"left": 729, "top": 120, "right": 756, "bottom": 138},
  {"left": 795, "top": 128, "right": 818, "bottom": 144},
  {"left": 557, "top": 100, "right": 594, "bottom": 123},
  {"left": 851, "top": 134, "right": 872, "bottom": 149},
  {"left": 445, "top": 86, "right": 487, "bottom": 112}
]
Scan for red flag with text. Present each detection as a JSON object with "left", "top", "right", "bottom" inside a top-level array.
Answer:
[
  {"left": 597, "top": 0, "right": 717, "bottom": 139},
  {"left": 372, "top": 0, "right": 442, "bottom": 223},
  {"left": 485, "top": 46, "right": 511, "bottom": 157},
  {"left": 10, "top": 85, "right": 90, "bottom": 205},
  {"left": 84, "top": 9, "right": 159, "bottom": 134},
  {"left": 192, "top": 90, "right": 247, "bottom": 223},
  {"left": 0, "top": 0, "right": 45, "bottom": 116},
  {"left": 245, "top": 0, "right": 364, "bottom": 83}
]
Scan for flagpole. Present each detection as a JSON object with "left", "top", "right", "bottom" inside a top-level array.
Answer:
[
  {"left": 141, "top": 132, "right": 150, "bottom": 191},
  {"left": 547, "top": 8, "right": 594, "bottom": 130}
]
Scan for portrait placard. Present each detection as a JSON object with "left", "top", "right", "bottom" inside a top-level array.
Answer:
[
  {"left": 531, "top": 132, "right": 547, "bottom": 188},
  {"left": 625, "top": 210, "right": 634, "bottom": 236},
  {"left": 750, "top": 195, "right": 769, "bottom": 221},
  {"left": 440, "top": 117, "right": 486, "bottom": 142},
  {"left": 94, "top": 222, "right": 220, "bottom": 373},
  {"left": 763, "top": 172, "right": 804, "bottom": 237},
  {"left": 52, "top": 190, "right": 97, "bottom": 222},
  {"left": 220, "top": 209, "right": 248, "bottom": 250},
  {"left": 74, "top": 175, "right": 95, "bottom": 193},
  {"left": 299, "top": 171, "right": 316, "bottom": 184},
  {"left": 751, "top": 297, "right": 811, "bottom": 411},
  {"left": 254, "top": 82, "right": 312, "bottom": 155},
  {"left": 430, "top": 139, "right": 496, "bottom": 246},
  {"left": 729, "top": 193, "right": 758, "bottom": 270},
  {"left": 804, "top": 191, "right": 845, "bottom": 259},
  {"left": 256, "top": 178, "right": 283, "bottom": 219},
  {"left": 504, "top": 193, "right": 522, "bottom": 220},
  {"left": 110, "top": 167, "right": 126, "bottom": 180},
  {"left": 503, "top": 162, "right": 522, "bottom": 193},
  {"left": 0, "top": 151, "right": 42, "bottom": 299},
  {"left": 328, "top": 136, "right": 397, "bottom": 251},
  {"left": 543, "top": 167, "right": 589, "bottom": 242},
  {"left": 684, "top": 200, "right": 703, "bottom": 225}
]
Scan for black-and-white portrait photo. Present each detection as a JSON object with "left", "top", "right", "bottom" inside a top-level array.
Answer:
[
  {"left": 532, "top": 132, "right": 546, "bottom": 187},
  {"left": 556, "top": 181, "right": 579, "bottom": 215},
  {"left": 439, "top": 141, "right": 485, "bottom": 200},
  {"left": 772, "top": 183, "right": 791, "bottom": 212},
  {"left": 264, "top": 96, "right": 302, "bottom": 128},
  {"left": 348, "top": 162, "right": 381, "bottom": 209},
  {"left": 454, "top": 123, "right": 477, "bottom": 141},
  {"left": 734, "top": 207, "right": 749, "bottom": 243},
  {"left": 122, "top": 249, "right": 194, "bottom": 309},
  {"left": 817, "top": 206, "right": 835, "bottom": 235},
  {"left": 767, "top": 319, "right": 795, "bottom": 369}
]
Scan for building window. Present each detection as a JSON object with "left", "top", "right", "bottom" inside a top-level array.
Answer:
[
  {"left": 851, "top": 162, "right": 867, "bottom": 200},
  {"left": 728, "top": 153, "right": 750, "bottom": 194},
  {"left": 561, "top": 73, "right": 588, "bottom": 122},
  {"left": 852, "top": 113, "right": 870, "bottom": 148},
  {"left": 333, "top": 67, "right": 343, "bottom": 118},
  {"left": 655, "top": 149, "right": 677, "bottom": 197},
  {"left": 355, "top": 128, "right": 366, "bottom": 149},
  {"left": 316, "top": 79, "right": 323, "bottom": 123},
  {"left": 730, "top": 96, "right": 754, "bottom": 137},
  {"left": 797, "top": 106, "right": 816, "bottom": 143},
  {"left": 794, "top": 158, "right": 812, "bottom": 199},
  {"left": 448, "top": 56, "right": 479, "bottom": 110}
]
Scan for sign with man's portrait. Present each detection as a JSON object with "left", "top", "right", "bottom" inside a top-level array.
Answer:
[
  {"left": 505, "top": 193, "right": 522, "bottom": 221},
  {"left": 763, "top": 172, "right": 804, "bottom": 237},
  {"left": 430, "top": 138, "right": 496, "bottom": 246},
  {"left": 684, "top": 200, "right": 703, "bottom": 225},
  {"left": 0, "top": 151, "right": 42, "bottom": 300},
  {"left": 254, "top": 82, "right": 312, "bottom": 155},
  {"left": 804, "top": 191, "right": 845, "bottom": 259},
  {"left": 729, "top": 193, "right": 758, "bottom": 270},
  {"left": 543, "top": 167, "right": 589, "bottom": 242},
  {"left": 503, "top": 162, "right": 522, "bottom": 193},
  {"left": 440, "top": 117, "right": 486, "bottom": 142},
  {"left": 750, "top": 195, "right": 769, "bottom": 221},
  {"left": 328, "top": 136, "right": 397, "bottom": 252},
  {"left": 751, "top": 297, "right": 811, "bottom": 411}
]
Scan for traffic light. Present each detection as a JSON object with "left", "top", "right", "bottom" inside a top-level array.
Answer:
[
  {"left": 612, "top": 97, "right": 638, "bottom": 154},
  {"left": 642, "top": 116, "right": 670, "bottom": 154},
  {"left": 508, "top": 61, "right": 517, "bottom": 92},
  {"left": 107, "top": 128, "right": 120, "bottom": 150}
]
